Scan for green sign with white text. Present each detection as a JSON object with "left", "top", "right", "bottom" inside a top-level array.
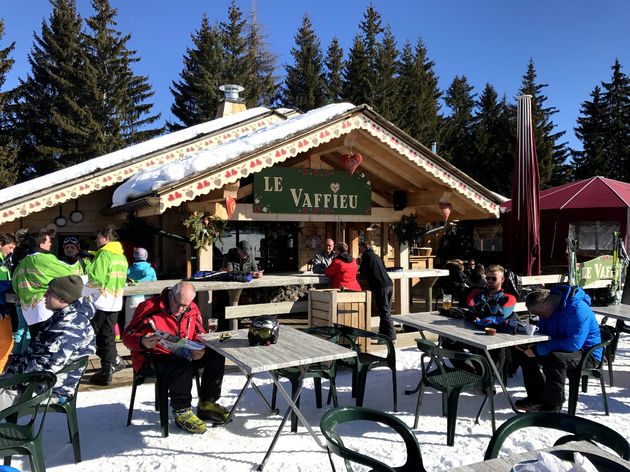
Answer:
[{"left": 253, "top": 167, "right": 372, "bottom": 215}]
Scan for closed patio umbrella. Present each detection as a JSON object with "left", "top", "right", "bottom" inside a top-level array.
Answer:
[{"left": 510, "top": 95, "right": 541, "bottom": 276}]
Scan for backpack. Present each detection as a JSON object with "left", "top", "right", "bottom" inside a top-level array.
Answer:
[{"left": 502, "top": 268, "right": 523, "bottom": 300}]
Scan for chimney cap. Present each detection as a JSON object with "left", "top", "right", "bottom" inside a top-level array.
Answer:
[{"left": 219, "top": 84, "right": 244, "bottom": 101}]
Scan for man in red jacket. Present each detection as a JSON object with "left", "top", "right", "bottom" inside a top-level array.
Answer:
[{"left": 123, "top": 281, "right": 227, "bottom": 434}]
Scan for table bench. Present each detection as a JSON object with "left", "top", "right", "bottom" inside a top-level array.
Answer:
[{"left": 199, "top": 326, "right": 356, "bottom": 471}]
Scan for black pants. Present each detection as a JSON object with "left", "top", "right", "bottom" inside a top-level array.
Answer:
[
  {"left": 90, "top": 309, "right": 119, "bottom": 367},
  {"left": 374, "top": 285, "right": 395, "bottom": 340},
  {"left": 140, "top": 350, "right": 226, "bottom": 412},
  {"left": 514, "top": 348, "right": 594, "bottom": 410}
]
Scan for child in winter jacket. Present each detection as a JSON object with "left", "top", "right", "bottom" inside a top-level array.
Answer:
[{"left": 124, "top": 247, "right": 157, "bottom": 327}]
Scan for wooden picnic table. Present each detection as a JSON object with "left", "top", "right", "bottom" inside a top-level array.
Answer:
[
  {"left": 198, "top": 326, "right": 356, "bottom": 471},
  {"left": 391, "top": 311, "right": 549, "bottom": 412},
  {"left": 122, "top": 269, "right": 448, "bottom": 296}
]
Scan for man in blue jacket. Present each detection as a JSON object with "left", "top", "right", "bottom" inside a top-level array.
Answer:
[{"left": 514, "top": 286, "right": 601, "bottom": 412}]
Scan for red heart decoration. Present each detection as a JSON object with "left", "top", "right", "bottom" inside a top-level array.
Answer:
[
  {"left": 226, "top": 196, "right": 236, "bottom": 219},
  {"left": 342, "top": 153, "right": 362, "bottom": 175}
]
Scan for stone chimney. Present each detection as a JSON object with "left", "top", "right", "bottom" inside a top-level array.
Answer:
[{"left": 216, "top": 84, "right": 246, "bottom": 118}]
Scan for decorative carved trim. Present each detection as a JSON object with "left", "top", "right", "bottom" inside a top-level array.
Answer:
[
  {"left": 0, "top": 116, "right": 282, "bottom": 225},
  {"left": 160, "top": 113, "right": 500, "bottom": 217}
]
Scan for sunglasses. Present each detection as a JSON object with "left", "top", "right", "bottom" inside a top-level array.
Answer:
[{"left": 485, "top": 276, "right": 498, "bottom": 281}]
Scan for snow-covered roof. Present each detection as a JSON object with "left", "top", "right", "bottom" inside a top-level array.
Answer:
[
  {"left": 113, "top": 103, "right": 355, "bottom": 206},
  {"left": 113, "top": 102, "right": 501, "bottom": 219},
  {"left": 0, "top": 107, "right": 282, "bottom": 224}
]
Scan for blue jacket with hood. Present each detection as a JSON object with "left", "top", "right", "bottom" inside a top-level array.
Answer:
[{"left": 535, "top": 286, "right": 602, "bottom": 361}]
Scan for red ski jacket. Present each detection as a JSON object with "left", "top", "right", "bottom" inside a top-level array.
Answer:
[
  {"left": 325, "top": 252, "right": 362, "bottom": 291},
  {"left": 122, "top": 288, "right": 206, "bottom": 372}
]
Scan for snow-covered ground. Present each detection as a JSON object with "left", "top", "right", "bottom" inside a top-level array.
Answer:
[{"left": 9, "top": 323, "right": 630, "bottom": 472}]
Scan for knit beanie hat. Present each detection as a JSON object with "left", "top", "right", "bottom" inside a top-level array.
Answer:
[
  {"left": 133, "top": 247, "right": 148, "bottom": 261},
  {"left": 48, "top": 275, "right": 84, "bottom": 304}
]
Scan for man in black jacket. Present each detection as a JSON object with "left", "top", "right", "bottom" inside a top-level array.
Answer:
[{"left": 359, "top": 243, "right": 395, "bottom": 341}]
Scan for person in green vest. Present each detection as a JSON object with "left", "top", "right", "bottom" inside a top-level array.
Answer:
[
  {"left": 84, "top": 225, "right": 128, "bottom": 385},
  {"left": 12, "top": 231, "right": 74, "bottom": 340}
]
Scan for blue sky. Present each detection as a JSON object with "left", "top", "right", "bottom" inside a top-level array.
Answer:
[{"left": 1, "top": 0, "right": 629, "bottom": 153}]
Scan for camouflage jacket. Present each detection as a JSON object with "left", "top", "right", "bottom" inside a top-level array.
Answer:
[{"left": 2, "top": 298, "right": 96, "bottom": 399}]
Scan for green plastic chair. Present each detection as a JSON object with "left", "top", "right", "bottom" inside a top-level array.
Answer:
[
  {"left": 320, "top": 406, "right": 427, "bottom": 472},
  {"left": 49, "top": 357, "right": 89, "bottom": 463},
  {"left": 336, "top": 325, "right": 397, "bottom": 411},
  {"left": 599, "top": 317, "right": 623, "bottom": 386},
  {"left": 567, "top": 325, "right": 614, "bottom": 416},
  {"left": 484, "top": 411, "right": 630, "bottom": 460},
  {"left": 127, "top": 358, "right": 202, "bottom": 438},
  {"left": 414, "top": 338, "right": 495, "bottom": 446},
  {"left": 10, "top": 357, "right": 90, "bottom": 463},
  {"left": 271, "top": 326, "right": 342, "bottom": 433},
  {"left": 0, "top": 371, "right": 57, "bottom": 472}
]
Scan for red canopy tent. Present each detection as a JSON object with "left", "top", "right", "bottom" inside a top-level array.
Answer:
[{"left": 503, "top": 176, "right": 630, "bottom": 266}]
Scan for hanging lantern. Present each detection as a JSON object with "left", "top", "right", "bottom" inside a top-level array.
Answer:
[
  {"left": 439, "top": 202, "right": 452, "bottom": 221},
  {"left": 341, "top": 153, "right": 362, "bottom": 175},
  {"left": 225, "top": 195, "right": 236, "bottom": 219}
]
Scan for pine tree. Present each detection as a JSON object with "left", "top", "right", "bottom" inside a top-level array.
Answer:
[
  {"left": 572, "top": 86, "right": 608, "bottom": 179},
  {"left": 83, "top": 0, "right": 162, "bottom": 153},
  {"left": 220, "top": 0, "right": 247, "bottom": 86},
  {"left": 341, "top": 35, "right": 372, "bottom": 105},
  {"left": 358, "top": 4, "right": 383, "bottom": 104},
  {"left": 241, "top": 9, "right": 278, "bottom": 108},
  {"left": 373, "top": 25, "right": 398, "bottom": 121},
  {"left": 600, "top": 59, "right": 630, "bottom": 181},
  {"left": 323, "top": 37, "right": 344, "bottom": 103},
  {"left": 169, "top": 14, "right": 224, "bottom": 130},
  {"left": 394, "top": 38, "right": 441, "bottom": 146},
  {"left": 518, "top": 58, "right": 569, "bottom": 189},
  {"left": 281, "top": 14, "right": 327, "bottom": 111},
  {"left": 470, "top": 84, "right": 514, "bottom": 195},
  {"left": 0, "top": 19, "right": 18, "bottom": 188},
  {"left": 10, "top": 0, "right": 86, "bottom": 179},
  {"left": 440, "top": 75, "right": 476, "bottom": 167}
]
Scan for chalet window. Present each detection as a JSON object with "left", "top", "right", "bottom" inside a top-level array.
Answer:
[
  {"left": 568, "top": 221, "right": 620, "bottom": 253},
  {"left": 214, "top": 222, "right": 298, "bottom": 272}
]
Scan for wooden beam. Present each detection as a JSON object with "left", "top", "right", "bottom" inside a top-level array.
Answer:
[
  {"left": 233, "top": 203, "right": 413, "bottom": 222},
  {"left": 223, "top": 181, "right": 240, "bottom": 198},
  {"left": 371, "top": 190, "right": 390, "bottom": 207}
]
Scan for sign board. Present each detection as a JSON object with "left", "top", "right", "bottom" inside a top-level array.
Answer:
[
  {"left": 253, "top": 167, "right": 372, "bottom": 215},
  {"left": 577, "top": 255, "right": 614, "bottom": 287}
]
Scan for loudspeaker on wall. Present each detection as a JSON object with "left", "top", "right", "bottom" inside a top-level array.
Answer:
[{"left": 393, "top": 191, "right": 407, "bottom": 211}]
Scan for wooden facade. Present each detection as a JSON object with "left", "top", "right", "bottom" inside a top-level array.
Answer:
[{"left": 0, "top": 104, "right": 503, "bottom": 279}]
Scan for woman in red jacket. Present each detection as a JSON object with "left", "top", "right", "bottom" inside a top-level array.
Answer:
[{"left": 325, "top": 242, "right": 361, "bottom": 291}]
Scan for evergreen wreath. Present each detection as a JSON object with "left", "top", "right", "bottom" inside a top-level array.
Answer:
[
  {"left": 183, "top": 213, "right": 230, "bottom": 250},
  {"left": 393, "top": 215, "right": 420, "bottom": 247}
]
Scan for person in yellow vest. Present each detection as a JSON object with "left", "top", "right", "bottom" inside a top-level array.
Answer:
[{"left": 84, "top": 225, "right": 128, "bottom": 385}]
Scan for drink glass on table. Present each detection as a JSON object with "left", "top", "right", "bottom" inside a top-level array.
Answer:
[
  {"left": 442, "top": 294, "right": 452, "bottom": 310},
  {"left": 208, "top": 318, "right": 219, "bottom": 333}
]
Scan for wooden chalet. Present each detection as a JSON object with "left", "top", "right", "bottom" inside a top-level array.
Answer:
[{"left": 0, "top": 101, "right": 502, "bottom": 285}]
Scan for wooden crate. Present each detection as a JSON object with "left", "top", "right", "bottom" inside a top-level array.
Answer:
[{"left": 308, "top": 289, "right": 372, "bottom": 352}]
